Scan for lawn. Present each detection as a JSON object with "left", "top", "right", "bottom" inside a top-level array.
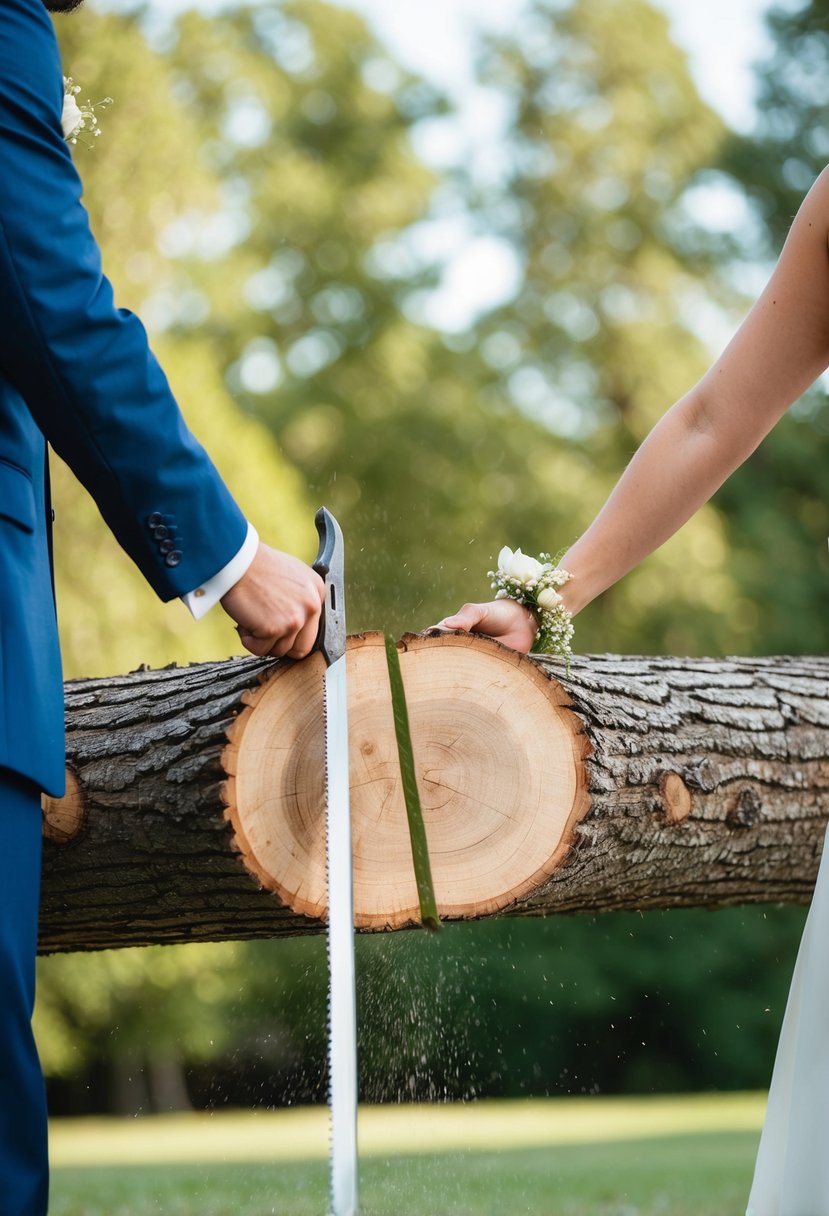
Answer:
[{"left": 49, "top": 1092, "right": 764, "bottom": 1215}]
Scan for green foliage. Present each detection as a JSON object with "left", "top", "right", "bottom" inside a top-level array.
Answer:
[
  {"left": 36, "top": 944, "right": 243, "bottom": 1078},
  {"left": 53, "top": 1, "right": 829, "bottom": 664},
  {"left": 53, "top": 11, "right": 315, "bottom": 678},
  {"left": 353, "top": 908, "right": 804, "bottom": 1102},
  {"left": 723, "top": 1, "right": 829, "bottom": 250},
  {"left": 40, "top": 0, "right": 826, "bottom": 1113},
  {"left": 52, "top": 336, "right": 314, "bottom": 676},
  {"left": 38, "top": 905, "right": 804, "bottom": 1110},
  {"left": 465, "top": 0, "right": 757, "bottom": 657},
  {"left": 715, "top": 0, "right": 829, "bottom": 656},
  {"left": 132, "top": 0, "right": 749, "bottom": 650}
]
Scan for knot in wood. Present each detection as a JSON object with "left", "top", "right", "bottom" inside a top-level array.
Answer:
[
  {"left": 41, "top": 769, "right": 86, "bottom": 845},
  {"left": 659, "top": 772, "right": 693, "bottom": 825},
  {"left": 727, "top": 785, "right": 762, "bottom": 830}
]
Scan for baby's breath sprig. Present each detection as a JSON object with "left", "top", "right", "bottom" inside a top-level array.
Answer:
[
  {"left": 488, "top": 546, "right": 575, "bottom": 672},
  {"left": 62, "top": 77, "right": 113, "bottom": 148}
]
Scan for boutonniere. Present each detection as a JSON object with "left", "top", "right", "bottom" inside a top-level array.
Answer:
[{"left": 62, "top": 77, "right": 112, "bottom": 147}]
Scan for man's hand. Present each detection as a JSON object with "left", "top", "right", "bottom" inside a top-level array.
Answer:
[
  {"left": 221, "top": 542, "right": 326, "bottom": 659},
  {"left": 432, "top": 598, "right": 538, "bottom": 654}
]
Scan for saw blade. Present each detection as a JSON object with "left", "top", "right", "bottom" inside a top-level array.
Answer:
[
  {"left": 324, "top": 653, "right": 358, "bottom": 1215},
  {"left": 312, "top": 505, "right": 359, "bottom": 1216}
]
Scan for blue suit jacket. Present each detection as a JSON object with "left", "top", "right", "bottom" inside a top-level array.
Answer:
[{"left": 0, "top": 0, "right": 248, "bottom": 796}]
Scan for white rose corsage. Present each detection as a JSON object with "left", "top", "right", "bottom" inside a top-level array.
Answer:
[
  {"left": 489, "top": 546, "right": 574, "bottom": 670},
  {"left": 62, "top": 77, "right": 112, "bottom": 146}
]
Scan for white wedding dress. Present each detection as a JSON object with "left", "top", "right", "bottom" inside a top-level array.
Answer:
[{"left": 746, "top": 829, "right": 829, "bottom": 1215}]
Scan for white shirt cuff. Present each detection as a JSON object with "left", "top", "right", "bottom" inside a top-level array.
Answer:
[{"left": 181, "top": 522, "right": 259, "bottom": 620}]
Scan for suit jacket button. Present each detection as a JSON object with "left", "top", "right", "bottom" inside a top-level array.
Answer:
[
  {"left": 159, "top": 538, "right": 175, "bottom": 554},
  {"left": 153, "top": 525, "right": 170, "bottom": 541},
  {"left": 165, "top": 550, "right": 183, "bottom": 567},
  {"left": 147, "top": 512, "right": 163, "bottom": 528}
]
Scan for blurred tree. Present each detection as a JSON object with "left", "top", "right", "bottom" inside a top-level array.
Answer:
[
  {"left": 41, "top": 9, "right": 320, "bottom": 1115},
  {"left": 60, "top": 0, "right": 821, "bottom": 660},
  {"left": 36, "top": 944, "right": 242, "bottom": 1113},
  {"left": 53, "top": 10, "right": 315, "bottom": 678},
  {"left": 148, "top": 0, "right": 751, "bottom": 652},
  {"left": 38, "top": 0, "right": 822, "bottom": 1114},
  {"left": 724, "top": 1, "right": 829, "bottom": 249},
  {"left": 40, "top": 903, "right": 805, "bottom": 1113},
  {"left": 353, "top": 907, "right": 806, "bottom": 1101},
  {"left": 53, "top": 2, "right": 829, "bottom": 678},
  {"left": 37, "top": 936, "right": 337, "bottom": 1114},
  {"left": 459, "top": 0, "right": 758, "bottom": 657},
  {"left": 713, "top": 0, "right": 829, "bottom": 656},
  {"left": 52, "top": 336, "right": 313, "bottom": 676}
]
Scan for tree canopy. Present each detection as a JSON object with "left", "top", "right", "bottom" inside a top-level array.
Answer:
[{"left": 40, "top": 0, "right": 826, "bottom": 1112}]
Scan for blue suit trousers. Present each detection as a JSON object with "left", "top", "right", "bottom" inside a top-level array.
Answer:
[{"left": 0, "top": 770, "right": 47, "bottom": 1216}]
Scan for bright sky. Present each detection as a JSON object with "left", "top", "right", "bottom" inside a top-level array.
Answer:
[
  {"left": 330, "top": 0, "right": 775, "bottom": 132},
  {"left": 655, "top": 0, "right": 774, "bottom": 131},
  {"left": 127, "top": 0, "right": 780, "bottom": 331},
  {"left": 328, "top": 0, "right": 773, "bottom": 328},
  {"left": 321, "top": 0, "right": 778, "bottom": 329},
  {"left": 136, "top": 0, "right": 776, "bottom": 132}
]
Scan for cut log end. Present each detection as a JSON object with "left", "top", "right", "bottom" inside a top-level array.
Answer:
[{"left": 222, "top": 631, "right": 590, "bottom": 930}]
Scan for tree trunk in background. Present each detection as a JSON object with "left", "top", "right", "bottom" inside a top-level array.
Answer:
[{"left": 39, "top": 634, "right": 829, "bottom": 954}]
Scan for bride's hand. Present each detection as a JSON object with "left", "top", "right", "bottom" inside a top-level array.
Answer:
[{"left": 431, "top": 598, "right": 538, "bottom": 654}]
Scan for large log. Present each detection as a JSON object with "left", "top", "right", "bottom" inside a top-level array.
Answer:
[{"left": 39, "top": 634, "right": 829, "bottom": 953}]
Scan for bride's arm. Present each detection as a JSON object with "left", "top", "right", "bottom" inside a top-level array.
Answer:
[{"left": 438, "top": 166, "right": 829, "bottom": 650}]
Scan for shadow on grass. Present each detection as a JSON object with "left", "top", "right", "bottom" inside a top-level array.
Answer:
[{"left": 51, "top": 1128, "right": 758, "bottom": 1215}]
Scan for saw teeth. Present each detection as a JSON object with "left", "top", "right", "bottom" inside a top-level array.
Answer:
[{"left": 323, "top": 660, "right": 359, "bottom": 1213}]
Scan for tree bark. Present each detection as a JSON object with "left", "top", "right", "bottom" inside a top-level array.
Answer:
[
  {"left": 520, "top": 650, "right": 829, "bottom": 915},
  {"left": 39, "top": 634, "right": 829, "bottom": 954}
]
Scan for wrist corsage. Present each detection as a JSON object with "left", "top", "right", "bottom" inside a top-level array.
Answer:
[{"left": 489, "top": 546, "right": 574, "bottom": 670}]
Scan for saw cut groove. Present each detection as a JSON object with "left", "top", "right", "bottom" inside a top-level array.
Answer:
[
  {"left": 223, "top": 631, "right": 590, "bottom": 930},
  {"left": 383, "top": 632, "right": 439, "bottom": 932}
]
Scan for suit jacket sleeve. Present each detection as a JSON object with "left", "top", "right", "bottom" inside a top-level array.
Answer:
[{"left": 0, "top": 0, "right": 248, "bottom": 600}]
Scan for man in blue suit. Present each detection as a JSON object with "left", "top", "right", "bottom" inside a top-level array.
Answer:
[{"left": 0, "top": 0, "right": 326, "bottom": 1209}]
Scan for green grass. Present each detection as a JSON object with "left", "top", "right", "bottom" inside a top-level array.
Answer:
[{"left": 49, "top": 1094, "right": 764, "bottom": 1215}]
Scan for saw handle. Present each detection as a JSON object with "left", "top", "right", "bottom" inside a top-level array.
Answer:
[{"left": 312, "top": 506, "right": 346, "bottom": 667}]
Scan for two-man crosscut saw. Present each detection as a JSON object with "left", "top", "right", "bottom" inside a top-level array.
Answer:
[{"left": 312, "top": 507, "right": 439, "bottom": 1216}]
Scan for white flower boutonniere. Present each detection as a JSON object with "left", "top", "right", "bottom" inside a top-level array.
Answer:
[{"left": 62, "top": 77, "right": 112, "bottom": 147}]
